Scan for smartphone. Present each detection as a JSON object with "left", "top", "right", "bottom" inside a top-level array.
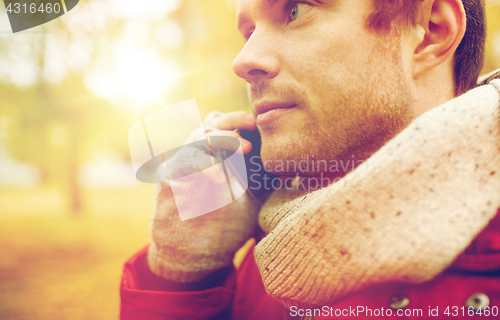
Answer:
[{"left": 221, "top": 129, "right": 278, "bottom": 198}]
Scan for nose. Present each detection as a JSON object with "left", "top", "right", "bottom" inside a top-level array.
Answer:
[{"left": 232, "top": 29, "right": 280, "bottom": 84}]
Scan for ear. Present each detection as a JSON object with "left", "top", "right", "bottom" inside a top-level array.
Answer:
[{"left": 413, "top": 0, "right": 466, "bottom": 78}]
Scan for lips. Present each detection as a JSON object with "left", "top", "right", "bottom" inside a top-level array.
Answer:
[
  {"left": 254, "top": 101, "right": 296, "bottom": 126},
  {"left": 254, "top": 101, "right": 296, "bottom": 116}
]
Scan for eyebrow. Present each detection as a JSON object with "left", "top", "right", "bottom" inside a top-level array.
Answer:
[
  {"left": 262, "top": 0, "right": 281, "bottom": 7},
  {"left": 237, "top": 0, "right": 283, "bottom": 32},
  {"left": 237, "top": 13, "right": 251, "bottom": 32}
]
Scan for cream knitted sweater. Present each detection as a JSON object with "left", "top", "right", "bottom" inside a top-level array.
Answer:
[{"left": 255, "top": 76, "right": 500, "bottom": 308}]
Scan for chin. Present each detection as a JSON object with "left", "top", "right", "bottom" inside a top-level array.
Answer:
[{"left": 259, "top": 136, "right": 318, "bottom": 177}]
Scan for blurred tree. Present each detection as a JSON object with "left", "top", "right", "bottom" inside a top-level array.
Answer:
[
  {"left": 0, "top": 8, "right": 130, "bottom": 215},
  {"left": 483, "top": 3, "right": 500, "bottom": 75},
  {"left": 0, "top": 0, "right": 500, "bottom": 216},
  {"left": 0, "top": 74, "right": 129, "bottom": 215},
  {"left": 0, "top": 0, "right": 248, "bottom": 215}
]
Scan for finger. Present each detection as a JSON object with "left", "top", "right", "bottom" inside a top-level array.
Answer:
[
  {"left": 194, "top": 154, "right": 227, "bottom": 185},
  {"left": 212, "top": 111, "right": 257, "bottom": 131},
  {"left": 206, "top": 130, "right": 252, "bottom": 154}
]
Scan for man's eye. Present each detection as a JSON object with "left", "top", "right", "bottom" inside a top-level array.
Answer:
[{"left": 289, "top": 3, "right": 311, "bottom": 22}]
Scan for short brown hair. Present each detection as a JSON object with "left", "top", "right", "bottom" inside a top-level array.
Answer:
[{"left": 367, "top": 0, "right": 486, "bottom": 96}]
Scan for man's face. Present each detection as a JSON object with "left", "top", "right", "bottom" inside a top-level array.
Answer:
[{"left": 233, "top": 0, "right": 415, "bottom": 177}]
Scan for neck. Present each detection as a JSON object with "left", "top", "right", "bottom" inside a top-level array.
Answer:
[{"left": 412, "top": 63, "right": 455, "bottom": 118}]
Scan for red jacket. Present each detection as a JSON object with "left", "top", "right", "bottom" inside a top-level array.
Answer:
[{"left": 120, "top": 210, "right": 500, "bottom": 319}]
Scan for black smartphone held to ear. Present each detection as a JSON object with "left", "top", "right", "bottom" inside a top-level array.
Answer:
[{"left": 222, "top": 129, "right": 278, "bottom": 198}]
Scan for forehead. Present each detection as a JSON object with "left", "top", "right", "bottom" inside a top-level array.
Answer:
[
  {"left": 238, "top": 0, "right": 281, "bottom": 10},
  {"left": 237, "top": 0, "right": 300, "bottom": 17},
  {"left": 236, "top": 0, "right": 277, "bottom": 20}
]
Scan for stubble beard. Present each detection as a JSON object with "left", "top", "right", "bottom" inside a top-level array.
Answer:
[{"left": 259, "top": 35, "right": 415, "bottom": 179}]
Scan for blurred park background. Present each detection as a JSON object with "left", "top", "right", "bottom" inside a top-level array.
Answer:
[{"left": 0, "top": 0, "right": 500, "bottom": 319}]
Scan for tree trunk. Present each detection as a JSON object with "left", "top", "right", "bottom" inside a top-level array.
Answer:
[{"left": 67, "top": 132, "right": 82, "bottom": 216}]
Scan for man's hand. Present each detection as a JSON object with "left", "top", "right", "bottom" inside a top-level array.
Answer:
[
  {"left": 196, "top": 111, "right": 256, "bottom": 184},
  {"left": 147, "top": 111, "right": 265, "bottom": 284}
]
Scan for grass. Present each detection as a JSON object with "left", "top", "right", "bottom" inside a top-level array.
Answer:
[{"left": 0, "top": 185, "right": 156, "bottom": 320}]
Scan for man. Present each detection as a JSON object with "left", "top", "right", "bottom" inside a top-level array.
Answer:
[{"left": 121, "top": 0, "right": 500, "bottom": 319}]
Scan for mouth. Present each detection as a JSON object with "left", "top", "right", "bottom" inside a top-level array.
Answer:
[{"left": 254, "top": 101, "right": 296, "bottom": 126}]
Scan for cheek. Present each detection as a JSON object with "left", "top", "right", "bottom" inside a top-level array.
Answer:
[{"left": 282, "top": 23, "right": 377, "bottom": 92}]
